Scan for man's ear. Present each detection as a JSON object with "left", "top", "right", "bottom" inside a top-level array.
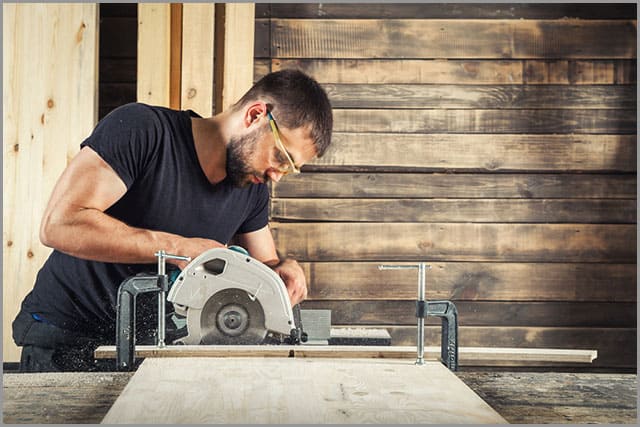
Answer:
[{"left": 243, "top": 101, "right": 268, "bottom": 128}]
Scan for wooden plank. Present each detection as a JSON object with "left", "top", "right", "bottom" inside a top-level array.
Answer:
[
  {"left": 324, "top": 84, "right": 636, "bottom": 109},
  {"left": 169, "top": 3, "right": 182, "bottom": 110},
  {"left": 260, "top": 4, "right": 637, "bottom": 20},
  {"left": 332, "top": 109, "right": 637, "bottom": 134},
  {"left": 272, "top": 173, "right": 636, "bottom": 199},
  {"left": 137, "top": 4, "right": 170, "bottom": 106},
  {"left": 102, "top": 358, "right": 508, "bottom": 423},
  {"left": 272, "top": 58, "right": 637, "bottom": 84},
  {"left": 386, "top": 326, "right": 636, "bottom": 368},
  {"left": 270, "top": 223, "right": 636, "bottom": 263},
  {"left": 272, "top": 198, "right": 637, "bottom": 223},
  {"left": 300, "top": 262, "right": 637, "bottom": 302},
  {"left": 301, "top": 301, "right": 637, "bottom": 328},
  {"left": 180, "top": 3, "right": 214, "bottom": 116},
  {"left": 215, "top": 3, "right": 255, "bottom": 112},
  {"left": 270, "top": 19, "right": 637, "bottom": 59},
  {"left": 94, "top": 345, "right": 597, "bottom": 365},
  {"left": 253, "top": 58, "right": 271, "bottom": 82},
  {"left": 307, "top": 133, "right": 637, "bottom": 172},
  {"left": 3, "top": 3, "right": 98, "bottom": 363},
  {"left": 456, "top": 371, "right": 638, "bottom": 424}
]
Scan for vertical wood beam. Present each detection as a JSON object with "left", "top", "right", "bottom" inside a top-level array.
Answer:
[
  {"left": 181, "top": 3, "right": 215, "bottom": 116},
  {"left": 169, "top": 3, "right": 183, "bottom": 110},
  {"left": 137, "top": 4, "right": 171, "bottom": 106},
  {"left": 2, "top": 3, "right": 99, "bottom": 362},
  {"left": 215, "top": 3, "right": 255, "bottom": 113}
]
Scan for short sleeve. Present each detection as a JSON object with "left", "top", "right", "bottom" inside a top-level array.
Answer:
[
  {"left": 238, "top": 184, "right": 270, "bottom": 234},
  {"left": 80, "top": 103, "right": 160, "bottom": 189}
]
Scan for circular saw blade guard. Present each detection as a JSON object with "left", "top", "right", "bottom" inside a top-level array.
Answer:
[{"left": 167, "top": 248, "right": 295, "bottom": 344}]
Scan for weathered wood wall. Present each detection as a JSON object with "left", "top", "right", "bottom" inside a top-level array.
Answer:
[
  {"left": 3, "top": 3, "right": 99, "bottom": 362},
  {"left": 255, "top": 3, "right": 637, "bottom": 369}
]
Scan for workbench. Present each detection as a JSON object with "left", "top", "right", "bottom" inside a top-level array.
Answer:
[{"left": 3, "top": 366, "right": 636, "bottom": 423}]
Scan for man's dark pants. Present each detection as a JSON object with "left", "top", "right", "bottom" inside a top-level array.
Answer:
[{"left": 12, "top": 309, "right": 116, "bottom": 372}]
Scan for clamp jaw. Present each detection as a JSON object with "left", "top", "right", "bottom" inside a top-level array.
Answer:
[{"left": 379, "top": 263, "right": 459, "bottom": 371}]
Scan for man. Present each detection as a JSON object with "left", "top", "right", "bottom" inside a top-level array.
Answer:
[{"left": 12, "top": 70, "right": 333, "bottom": 372}]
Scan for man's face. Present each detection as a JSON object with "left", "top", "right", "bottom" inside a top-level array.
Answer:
[
  {"left": 226, "top": 116, "right": 317, "bottom": 188},
  {"left": 225, "top": 125, "right": 265, "bottom": 188}
]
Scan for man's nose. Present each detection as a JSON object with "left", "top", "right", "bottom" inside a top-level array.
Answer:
[{"left": 266, "top": 169, "right": 284, "bottom": 183}]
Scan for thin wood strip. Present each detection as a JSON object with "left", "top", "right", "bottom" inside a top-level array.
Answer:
[
  {"left": 272, "top": 173, "right": 636, "bottom": 199},
  {"left": 94, "top": 345, "right": 597, "bottom": 364},
  {"left": 169, "top": 3, "right": 182, "bottom": 109},
  {"left": 271, "top": 223, "right": 637, "bottom": 263},
  {"left": 270, "top": 19, "right": 637, "bottom": 59}
]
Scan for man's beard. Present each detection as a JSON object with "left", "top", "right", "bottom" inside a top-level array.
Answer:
[{"left": 226, "top": 126, "right": 265, "bottom": 188}]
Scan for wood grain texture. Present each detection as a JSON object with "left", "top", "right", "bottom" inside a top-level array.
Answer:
[
  {"left": 137, "top": 4, "right": 171, "bottom": 106},
  {"left": 324, "top": 84, "right": 636, "bottom": 109},
  {"left": 269, "top": 19, "right": 637, "bottom": 59},
  {"left": 272, "top": 198, "right": 636, "bottom": 223},
  {"left": 300, "top": 301, "right": 636, "bottom": 328},
  {"left": 332, "top": 109, "right": 636, "bottom": 134},
  {"left": 300, "top": 262, "right": 637, "bottom": 302},
  {"left": 307, "top": 133, "right": 637, "bottom": 172},
  {"left": 258, "top": 3, "right": 637, "bottom": 20},
  {"left": 102, "top": 358, "right": 508, "bottom": 424},
  {"left": 270, "top": 59, "right": 637, "bottom": 84},
  {"left": 180, "top": 3, "right": 214, "bottom": 116},
  {"left": 271, "top": 223, "right": 636, "bottom": 263},
  {"left": 3, "top": 3, "right": 98, "bottom": 363},
  {"left": 272, "top": 173, "right": 636, "bottom": 199}
]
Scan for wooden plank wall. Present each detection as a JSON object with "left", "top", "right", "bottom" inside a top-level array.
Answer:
[
  {"left": 255, "top": 3, "right": 637, "bottom": 369},
  {"left": 3, "top": 4, "right": 99, "bottom": 362}
]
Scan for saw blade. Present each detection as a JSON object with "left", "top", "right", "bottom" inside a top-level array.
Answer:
[{"left": 198, "top": 288, "right": 267, "bottom": 345}]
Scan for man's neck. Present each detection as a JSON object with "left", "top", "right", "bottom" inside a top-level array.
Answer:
[{"left": 190, "top": 113, "right": 230, "bottom": 184}]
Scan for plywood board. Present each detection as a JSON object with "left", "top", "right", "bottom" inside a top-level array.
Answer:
[{"left": 102, "top": 358, "right": 508, "bottom": 423}]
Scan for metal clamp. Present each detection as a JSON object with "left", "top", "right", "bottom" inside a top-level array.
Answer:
[
  {"left": 378, "top": 263, "right": 459, "bottom": 371},
  {"left": 154, "top": 251, "right": 191, "bottom": 347},
  {"left": 115, "top": 250, "right": 190, "bottom": 370}
]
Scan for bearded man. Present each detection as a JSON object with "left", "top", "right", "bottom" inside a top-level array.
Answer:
[{"left": 12, "top": 70, "right": 333, "bottom": 372}]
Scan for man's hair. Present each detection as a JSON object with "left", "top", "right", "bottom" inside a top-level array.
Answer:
[{"left": 232, "top": 70, "right": 333, "bottom": 157}]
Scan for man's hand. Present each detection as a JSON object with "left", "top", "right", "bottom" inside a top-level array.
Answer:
[
  {"left": 171, "top": 237, "right": 227, "bottom": 270},
  {"left": 273, "top": 258, "right": 308, "bottom": 306}
]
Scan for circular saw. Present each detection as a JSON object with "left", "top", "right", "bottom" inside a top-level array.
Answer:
[{"left": 167, "top": 247, "right": 301, "bottom": 345}]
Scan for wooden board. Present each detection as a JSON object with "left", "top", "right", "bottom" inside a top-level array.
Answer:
[
  {"left": 306, "top": 133, "right": 637, "bottom": 172},
  {"left": 271, "top": 223, "right": 636, "bottom": 262},
  {"left": 137, "top": 4, "right": 170, "bottom": 106},
  {"left": 180, "top": 3, "right": 214, "bottom": 116},
  {"left": 3, "top": 3, "right": 98, "bottom": 363},
  {"left": 268, "top": 58, "right": 637, "bottom": 84},
  {"left": 272, "top": 198, "right": 636, "bottom": 223},
  {"left": 332, "top": 109, "right": 636, "bottom": 134},
  {"left": 101, "top": 358, "right": 508, "bottom": 423},
  {"left": 272, "top": 173, "right": 636, "bottom": 199},
  {"left": 268, "top": 19, "right": 637, "bottom": 59},
  {"left": 94, "top": 345, "right": 597, "bottom": 365},
  {"left": 258, "top": 3, "right": 637, "bottom": 20},
  {"left": 298, "top": 262, "right": 637, "bottom": 302},
  {"left": 324, "top": 84, "right": 636, "bottom": 109}
]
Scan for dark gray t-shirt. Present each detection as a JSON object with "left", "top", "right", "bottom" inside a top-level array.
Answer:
[{"left": 21, "top": 103, "right": 269, "bottom": 337}]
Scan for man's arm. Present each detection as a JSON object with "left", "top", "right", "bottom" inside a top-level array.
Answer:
[
  {"left": 40, "top": 146, "right": 223, "bottom": 269},
  {"left": 235, "top": 225, "right": 308, "bottom": 305}
]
